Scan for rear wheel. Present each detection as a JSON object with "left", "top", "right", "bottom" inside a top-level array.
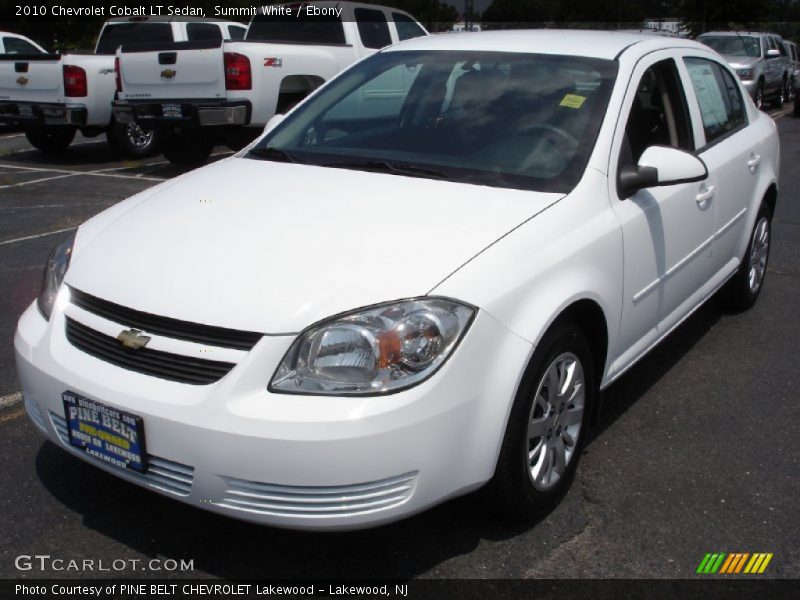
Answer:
[
  {"left": 771, "top": 81, "right": 786, "bottom": 109},
  {"left": 107, "top": 120, "right": 159, "bottom": 158},
  {"left": 161, "top": 132, "right": 213, "bottom": 168},
  {"left": 754, "top": 81, "right": 765, "bottom": 110},
  {"left": 488, "top": 320, "right": 595, "bottom": 520},
  {"left": 24, "top": 127, "right": 76, "bottom": 154},
  {"left": 720, "top": 202, "right": 772, "bottom": 311}
]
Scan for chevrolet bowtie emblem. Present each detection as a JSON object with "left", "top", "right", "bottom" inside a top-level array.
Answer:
[
  {"left": 117, "top": 329, "right": 151, "bottom": 350},
  {"left": 16, "top": 76, "right": 28, "bottom": 85},
  {"left": 160, "top": 69, "right": 176, "bottom": 79}
]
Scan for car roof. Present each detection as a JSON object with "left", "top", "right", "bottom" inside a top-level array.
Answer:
[
  {"left": 386, "top": 29, "right": 708, "bottom": 61},
  {"left": 699, "top": 31, "right": 780, "bottom": 38}
]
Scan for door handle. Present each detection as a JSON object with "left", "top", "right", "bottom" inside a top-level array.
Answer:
[
  {"left": 695, "top": 185, "right": 715, "bottom": 208},
  {"left": 747, "top": 154, "right": 761, "bottom": 171}
]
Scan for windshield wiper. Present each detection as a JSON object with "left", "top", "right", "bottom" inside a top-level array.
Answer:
[
  {"left": 321, "top": 159, "right": 453, "bottom": 181},
  {"left": 248, "top": 146, "right": 304, "bottom": 164}
]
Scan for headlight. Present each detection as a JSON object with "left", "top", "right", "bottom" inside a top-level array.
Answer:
[
  {"left": 737, "top": 68, "right": 754, "bottom": 81},
  {"left": 270, "top": 298, "right": 475, "bottom": 395},
  {"left": 37, "top": 231, "right": 76, "bottom": 320}
]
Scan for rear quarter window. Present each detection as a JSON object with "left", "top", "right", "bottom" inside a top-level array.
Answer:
[
  {"left": 95, "top": 23, "right": 174, "bottom": 54},
  {"left": 355, "top": 8, "right": 392, "bottom": 49}
]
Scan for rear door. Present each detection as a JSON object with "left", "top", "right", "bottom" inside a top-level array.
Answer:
[{"left": 680, "top": 55, "right": 759, "bottom": 283}]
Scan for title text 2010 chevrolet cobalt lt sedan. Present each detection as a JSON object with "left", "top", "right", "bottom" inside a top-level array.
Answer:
[{"left": 15, "top": 31, "right": 778, "bottom": 530}]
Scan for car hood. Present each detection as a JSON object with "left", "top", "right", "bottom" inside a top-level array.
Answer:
[
  {"left": 722, "top": 55, "right": 759, "bottom": 69},
  {"left": 66, "top": 157, "right": 560, "bottom": 334}
]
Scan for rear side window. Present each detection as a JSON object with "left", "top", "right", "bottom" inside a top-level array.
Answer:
[
  {"left": 355, "top": 8, "right": 392, "bottom": 49},
  {"left": 228, "top": 25, "right": 247, "bottom": 41},
  {"left": 684, "top": 57, "right": 746, "bottom": 145},
  {"left": 2, "top": 37, "right": 42, "bottom": 54},
  {"left": 393, "top": 13, "right": 426, "bottom": 41},
  {"left": 247, "top": 12, "right": 345, "bottom": 45},
  {"left": 95, "top": 23, "right": 173, "bottom": 54},
  {"left": 187, "top": 23, "right": 223, "bottom": 42}
]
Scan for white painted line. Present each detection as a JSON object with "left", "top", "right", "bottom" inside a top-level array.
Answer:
[
  {"left": 84, "top": 172, "right": 165, "bottom": 182},
  {"left": 0, "top": 226, "right": 76, "bottom": 246},
  {"left": 0, "top": 172, "right": 78, "bottom": 189},
  {"left": 0, "top": 133, "right": 24, "bottom": 139},
  {"left": 772, "top": 107, "right": 793, "bottom": 121},
  {"left": 0, "top": 163, "right": 74, "bottom": 174},
  {"left": 0, "top": 392, "right": 22, "bottom": 409}
]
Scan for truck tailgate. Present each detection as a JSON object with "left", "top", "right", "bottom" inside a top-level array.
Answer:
[
  {"left": 0, "top": 54, "right": 63, "bottom": 103},
  {"left": 118, "top": 40, "right": 226, "bottom": 101}
]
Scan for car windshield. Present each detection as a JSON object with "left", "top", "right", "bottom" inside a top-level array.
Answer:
[
  {"left": 249, "top": 50, "right": 617, "bottom": 193},
  {"left": 699, "top": 35, "right": 761, "bottom": 58}
]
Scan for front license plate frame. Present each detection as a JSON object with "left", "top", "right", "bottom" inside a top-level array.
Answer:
[{"left": 62, "top": 391, "right": 147, "bottom": 473}]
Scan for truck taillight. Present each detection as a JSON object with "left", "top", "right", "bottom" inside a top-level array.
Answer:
[
  {"left": 114, "top": 57, "right": 122, "bottom": 93},
  {"left": 63, "top": 65, "right": 87, "bottom": 97},
  {"left": 224, "top": 52, "right": 251, "bottom": 91}
]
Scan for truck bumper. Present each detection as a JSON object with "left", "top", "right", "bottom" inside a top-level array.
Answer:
[
  {"left": 0, "top": 102, "right": 87, "bottom": 126},
  {"left": 113, "top": 100, "right": 251, "bottom": 128}
]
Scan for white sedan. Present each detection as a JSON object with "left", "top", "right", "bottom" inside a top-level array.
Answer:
[{"left": 15, "top": 30, "right": 778, "bottom": 530}]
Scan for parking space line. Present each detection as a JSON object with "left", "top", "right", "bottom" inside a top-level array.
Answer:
[
  {"left": 0, "top": 226, "right": 76, "bottom": 247},
  {"left": 0, "top": 173, "right": 78, "bottom": 189},
  {"left": 0, "top": 392, "right": 22, "bottom": 409}
]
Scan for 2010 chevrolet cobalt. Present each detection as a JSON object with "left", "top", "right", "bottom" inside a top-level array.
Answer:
[{"left": 15, "top": 31, "right": 778, "bottom": 530}]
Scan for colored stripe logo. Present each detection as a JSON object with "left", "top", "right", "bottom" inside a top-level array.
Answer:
[{"left": 696, "top": 553, "right": 773, "bottom": 574}]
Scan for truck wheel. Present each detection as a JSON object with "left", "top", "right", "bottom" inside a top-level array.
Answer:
[
  {"left": 754, "top": 81, "right": 765, "bottom": 110},
  {"left": 24, "top": 127, "right": 76, "bottom": 154},
  {"left": 107, "top": 120, "right": 159, "bottom": 158},
  {"left": 161, "top": 133, "right": 213, "bottom": 168},
  {"left": 771, "top": 81, "right": 786, "bottom": 109}
]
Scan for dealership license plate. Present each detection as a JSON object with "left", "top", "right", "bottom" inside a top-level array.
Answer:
[
  {"left": 62, "top": 392, "right": 147, "bottom": 473},
  {"left": 161, "top": 103, "right": 182, "bottom": 119}
]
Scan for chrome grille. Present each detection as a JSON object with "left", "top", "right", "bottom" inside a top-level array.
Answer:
[
  {"left": 50, "top": 411, "right": 194, "bottom": 496},
  {"left": 218, "top": 472, "right": 418, "bottom": 518}
]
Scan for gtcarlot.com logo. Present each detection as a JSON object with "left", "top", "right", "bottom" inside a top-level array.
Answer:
[
  {"left": 14, "top": 554, "right": 194, "bottom": 573},
  {"left": 696, "top": 552, "right": 773, "bottom": 575}
]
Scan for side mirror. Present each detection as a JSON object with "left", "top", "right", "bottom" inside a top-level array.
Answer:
[
  {"left": 264, "top": 113, "right": 285, "bottom": 135},
  {"left": 619, "top": 146, "right": 708, "bottom": 199},
  {"left": 766, "top": 48, "right": 781, "bottom": 58}
]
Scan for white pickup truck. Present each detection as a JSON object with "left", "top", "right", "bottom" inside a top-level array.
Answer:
[
  {"left": 113, "top": 1, "right": 427, "bottom": 166},
  {"left": 0, "top": 17, "right": 245, "bottom": 156}
]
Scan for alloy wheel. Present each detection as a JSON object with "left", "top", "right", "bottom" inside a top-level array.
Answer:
[
  {"left": 748, "top": 216, "right": 770, "bottom": 294},
  {"left": 526, "top": 352, "right": 585, "bottom": 491},
  {"left": 126, "top": 123, "right": 154, "bottom": 149}
]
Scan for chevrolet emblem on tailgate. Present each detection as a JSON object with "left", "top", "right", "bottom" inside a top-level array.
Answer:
[
  {"left": 16, "top": 76, "right": 28, "bottom": 85},
  {"left": 160, "top": 69, "right": 176, "bottom": 79},
  {"left": 117, "top": 329, "right": 151, "bottom": 350}
]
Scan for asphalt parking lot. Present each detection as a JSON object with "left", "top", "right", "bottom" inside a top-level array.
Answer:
[{"left": 0, "top": 112, "right": 798, "bottom": 581}]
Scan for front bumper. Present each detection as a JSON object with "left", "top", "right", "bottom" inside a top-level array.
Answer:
[
  {"left": 15, "top": 296, "right": 531, "bottom": 530},
  {"left": 113, "top": 99, "right": 251, "bottom": 128},
  {"left": 0, "top": 101, "right": 86, "bottom": 126}
]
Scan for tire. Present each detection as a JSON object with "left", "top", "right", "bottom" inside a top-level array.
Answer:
[
  {"left": 107, "top": 120, "right": 159, "bottom": 158},
  {"left": 24, "top": 127, "right": 76, "bottom": 154},
  {"left": 161, "top": 132, "right": 213, "bottom": 168},
  {"left": 488, "top": 320, "right": 595, "bottom": 521},
  {"left": 720, "top": 202, "right": 772, "bottom": 312},
  {"left": 788, "top": 77, "right": 796, "bottom": 103},
  {"left": 754, "top": 81, "right": 765, "bottom": 111}
]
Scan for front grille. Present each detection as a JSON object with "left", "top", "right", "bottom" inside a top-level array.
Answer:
[
  {"left": 217, "top": 472, "right": 418, "bottom": 518},
  {"left": 50, "top": 411, "right": 195, "bottom": 496},
  {"left": 65, "top": 317, "right": 235, "bottom": 385},
  {"left": 69, "top": 287, "right": 262, "bottom": 351}
]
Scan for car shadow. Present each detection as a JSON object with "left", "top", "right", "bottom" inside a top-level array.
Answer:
[{"left": 34, "top": 296, "right": 724, "bottom": 580}]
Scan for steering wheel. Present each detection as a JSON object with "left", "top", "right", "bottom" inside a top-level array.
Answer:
[{"left": 517, "top": 124, "right": 580, "bottom": 173}]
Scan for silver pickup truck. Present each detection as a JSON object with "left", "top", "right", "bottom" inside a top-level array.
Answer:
[{"left": 697, "top": 31, "right": 790, "bottom": 110}]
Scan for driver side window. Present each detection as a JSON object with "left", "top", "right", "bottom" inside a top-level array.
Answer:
[{"left": 619, "top": 59, "right": 694, "bottom": 174}]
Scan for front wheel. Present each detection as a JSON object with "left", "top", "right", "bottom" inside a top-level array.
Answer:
[
  {"left": 107, "top": 120, "right": 159, "bottom": 158},
  {"left": 488, "top": 320, "right": 595, "bottom": 520},
  {"left": 720, "top": 203, "right": 772, "bottom": 311},
  {"left": 24, "top": 127, "right": 76, "bottom": 154},
  {"left": 754, "top": 81, "right": 765, "bottom": 110}
]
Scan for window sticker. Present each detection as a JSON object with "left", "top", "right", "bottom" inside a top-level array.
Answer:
[
  {"left": 559, "top": 94, "right": 586, "bottom": 109},
  {"left": 687, "top": 63, "right": 728, "bottom": 131}
]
